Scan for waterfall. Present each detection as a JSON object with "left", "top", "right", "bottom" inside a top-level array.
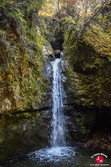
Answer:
[
  {"left": 28, "top": 55, "right": 75, "bottom": 162},
  {"left": 51, "top": 57, "right": 66, "bottom": 147}
]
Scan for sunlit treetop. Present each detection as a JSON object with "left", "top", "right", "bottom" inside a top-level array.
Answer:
[
  {"left": 38, "top": 0, "right": 109, "bottom": 18},
  {"left": 38, "top": 0, "right": 55, "bottom": 16}
]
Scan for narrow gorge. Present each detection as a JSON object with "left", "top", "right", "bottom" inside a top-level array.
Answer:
[{"left": 0, "top": 0, "right": 111, "bottom": 166}]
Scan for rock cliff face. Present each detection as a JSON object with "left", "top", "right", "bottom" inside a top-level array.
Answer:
[
  {"left": 0, "top": 110, "right": 51, "bottom": 163},
  {"left": 60, "top": 3, "right": 111, "bottom": 148},
  {"left": 38, "top": 16, "right": 64, "bottom": 51},
  {"left": 62, "top": 4, "right": 111, "bottom": 107},
  {"left": 0, "top": 1, "right": 111, "bottom": 155},
  {"left": 0, "top": 4, "right": 54, "bottom": 114}
]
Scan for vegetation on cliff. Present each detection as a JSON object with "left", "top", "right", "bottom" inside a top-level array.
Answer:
[
  {"left": 62, "top": 2, "right": 111, "bottom": 107},
  {"left": 0, "top": 0, "right": 55, "bottom": 114},
  {"left": 0, "top": 0, "right": 111, "bottom": 161},
  {"left": 60, "top": 1, "right": 111, "bottom": 151}
]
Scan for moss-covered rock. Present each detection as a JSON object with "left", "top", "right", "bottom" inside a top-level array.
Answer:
[
  {"left": 0, "top": 3, "right": 54, "bottom": 114},
  {"left": 0, "top": 109, "right": 51, "bottom": 163},
  {"left": 62, "top": 3, "right": 111, "bottom": 107},
  {"left": 37, "top": 15, "right": 64, "bottom": 51},
  {"left": 60, "top": 4, "right": 111, "bottom": 147}
]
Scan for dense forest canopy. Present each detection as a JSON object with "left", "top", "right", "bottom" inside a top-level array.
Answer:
[
  {"left": 0, "top": 0, "right": 109, "bottom": 22},
  {"left": 39, "top": 0, "right": 109, "bottom": 17}
]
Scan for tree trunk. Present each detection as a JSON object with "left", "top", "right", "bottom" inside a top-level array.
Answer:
[
  {"left": 84, "top": 0, "right": 88, "bottom": 23},
  {"left": 54, "top": 0, "right": 58, "bottom": 13}
]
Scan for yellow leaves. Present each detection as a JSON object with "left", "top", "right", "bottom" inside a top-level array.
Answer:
[
  {"left": 38, "top": 0, "right": 54, "bottom": 16},
  {"left": 86, "top": 136, "right": 111, "bottom": 151},
  {"left": 85, "top": 25, "right": 111, "bottom": 57},
  {"left": 7, "top": 74, "right": 13, "bottom": 81},
  {"left": 0, "top": 29, "right": 6, "bottom": 35},
  {"left": 102, "top": 16, "right": 107, "bottom": 23},
  {"left": 39, "top": 10, "right": 54, "bottom": 17}
]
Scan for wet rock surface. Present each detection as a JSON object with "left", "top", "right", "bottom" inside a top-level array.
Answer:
[
  {"left": 0, "top": 3, "right": 111, "bottom": 163},
  {"left": 0, "top": 109, "right": 52, "bottom": 164},
  {"left": 61, "top": 59, "right": 111, "bottom": 152}
]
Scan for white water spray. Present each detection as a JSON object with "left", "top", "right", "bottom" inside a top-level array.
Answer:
[
  {"left": 51, "top": 57, "right": 66, "bottom": 147},
  {"left": 28, "top": 55, "right": 75, "bottom": 162}
]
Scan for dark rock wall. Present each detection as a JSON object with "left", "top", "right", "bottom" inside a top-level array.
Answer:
[
  {"left": 0, "top": 110, "right": 51, "bottom": 163},
  {"left": 39, "top": 16, "right": 64, "bottom": 51}
]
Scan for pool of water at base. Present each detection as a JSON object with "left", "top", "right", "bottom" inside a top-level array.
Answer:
[{"left": 1, "top": 146, "right": 111, "bottom": 167}]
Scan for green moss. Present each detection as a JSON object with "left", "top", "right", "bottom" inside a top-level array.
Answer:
[
  {"left": 63, "top": 5, "right": 111, "bottom": 107},
  {"left": 0, "top": 3, "right": 50, "bottom": 114},
  {"left": 75, "top": 116, "right": 87, "bottom": 134},
  {"left": 84, "top": 25, "right": 111, "bottom": 58}
]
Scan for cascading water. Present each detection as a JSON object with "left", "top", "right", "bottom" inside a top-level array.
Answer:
[
  {"left": 51, "top": 57, "right": 66, "bottom": 147},
  {"left": 4, "top": 56, "right": 111, "bottom": 167},
  {"left": 28, "top": 53, "right": 75, "bottom": 163}
]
